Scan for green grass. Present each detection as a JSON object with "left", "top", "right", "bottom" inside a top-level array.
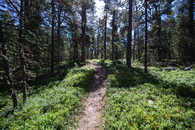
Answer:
[
  {"left": 0, "top": 65, "right": 95, "bottom": 130},
  {"left": 103, "top": 60, "right": 195, "bottom": 129}
]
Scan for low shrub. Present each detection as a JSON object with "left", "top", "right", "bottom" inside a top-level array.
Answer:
[
  {"left": 103, "top": 61, "right": 195, "bottom": 129},
  {"left": 0, "top": 65, "right": 95, "bottom": 129}
]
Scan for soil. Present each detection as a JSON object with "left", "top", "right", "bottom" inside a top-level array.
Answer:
[{"left": 77, "top": 62, "right": 107, "bottom": 130}]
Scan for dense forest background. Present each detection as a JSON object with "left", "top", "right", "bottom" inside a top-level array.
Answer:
[
  {"left": 0, "top": 0, "right": 195, "bottom": 129},
  {"left": 0, "top": 0, "right": 194, "bottom": 112}
]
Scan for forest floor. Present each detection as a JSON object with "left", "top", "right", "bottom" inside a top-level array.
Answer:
[
  {"left": 0, "top": 63, "right": 95, "bottom": 129},
  {"left": 102, "top": 60, "right": 195, "bottom": 129},
  {"left": 1, "top": 60, "right": 194, "bottom": 129},
  {"left": 77, "top": 61, "right": 107, "bottom": 130}
]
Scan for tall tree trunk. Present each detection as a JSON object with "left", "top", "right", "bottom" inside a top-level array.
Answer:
[
  {"left": 72, "top": 16, "right": 79, "bottom": 64},
  {"left": 104, "top": 10, "right": 107, "bottom": 59},
  {"left": 133, "top": 27, "right": 136, "bottom": 60},
  {"left": 86, "top": 46, "right": 89, "bottom": 59},
  {"left": 96, "top": 38, "right": 99, "bottom": 58},
  {"left": 73, "top": 33, "right": 78, "bottom": 64},
  {"left": 158, "top": 5, "right": 162, "bottom": 61},
  {"left": 155, "top": 3, "right": 162, "bottom": 61},
  {"left": 132, "top": 43, "right": 135, "bottom": 61},
  {"left": 144, "top": 0, "right": 148, "bottom": 73},
  {"left": 126, "top": 0, "right": 132, "bottom": 68},
  {"left": 134, "top": 1, "right": 138, "bottom": 60},
  {"left": 97, "top": 31, "right": 100, "bottom": 58},
  {"left": 92, "top": 36, "right": 95, "bottom": 59},
  {"left": 81, "top": 5, "right": 87, "bottom": 63},
  {"left": 57, "top": 4, "right": 62, "bottom": 65},
  {"left": 20, "top": 0, "right": 27, "bottom": 104},
  {"left": 94, "top": 41, "right": 97, "bottom": 58},
  {"left": 51, "top": 0, "right": 55, "bottom": 73},
  {"left": 47, "top": 31, "right": 50, "bottom": 67},
  {"left": 111, "top": 10, "right": 116, "bottom": 60},
  {"left": 97, "top": 20, "right": 101, "bottom": 58},
  {"left": 73, "top": 41, "right": 78, "bottom": 64},
  {"left": 137, "top": 27, "right": 141, "bottom": 59}
]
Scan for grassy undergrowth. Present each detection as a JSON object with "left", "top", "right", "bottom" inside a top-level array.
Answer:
[
  {"left": 0, "top": 65, "right": 95, "bottom": 129},
  {"left": 103, "top": 60, "right": 195, "bottom": 129}
]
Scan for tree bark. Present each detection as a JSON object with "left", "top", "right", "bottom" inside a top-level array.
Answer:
[
  {"left": 111, "top": 10, "right": 116, "bottom": 60},
  {"left": 144, "top": 0, "right": 148, "bottom": 73},
  {"left": 104, "top": 10, "right": 107, "bottom": 60},
  {"left": 155, "top": 3, "right": 162, "bottom": 61},
  {"left": 86, "top": 45, "right": 89, "bottom": 59},
  {"left": 81, "top": 5, "right": 87, "bottom": 63},
  {"left": 133, "top": 26, "right": 136, "bottom": 61},
  {"left": 57, "top": 4, "right": 62, "bottom": 65},
  {"left": 137, "top": 27, "right": 141, "bottom": 59},
  {"left": 73, "top": 32, "right": 78, "bottom": 64},
  {"left": 51, "top": 0, "right": 55, "bottom": 73},
  {"left": 19, "top": 0, "right": 28, "bottom": 104},
  {"left": 97, "top": 27, "right": 100, "bottom": 58},
  {"left": 126, "top": 0, "right": 132, "bottom": 68}
]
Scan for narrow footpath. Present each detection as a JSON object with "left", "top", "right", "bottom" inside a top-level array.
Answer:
[{"left": 77, "top": 62, "right": 107, "bottom": 130}]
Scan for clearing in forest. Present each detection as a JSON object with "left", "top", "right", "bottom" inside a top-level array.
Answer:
[{"left": 77, "top": 62, "right": 107, "bottom": 130}]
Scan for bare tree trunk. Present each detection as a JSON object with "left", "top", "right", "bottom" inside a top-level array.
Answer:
[
  {"left": 81, "top": 5, "right": 87, "bottom": 63},
  {"left": 19, "top": 0, "right": 27, "bottom": 104},
  {"left": 72, "top": 16, "right": 79, "bottom": 64},
  {"left": 111, "top": 10, "right": 116, "bottom": 60},
  {"left": 144, "top": 0, "right": 148, "bottom": 73},
  {"left": 57, "top": 4, "right": 62, "bottom": 65},
  {"left": 94, "top": 41, "right": 97, "bottom": 59},
  {"left": 51, "top": 0, "right": 55, "bottom": 73},
  {"left": 22, "top": 81, "right": 27, "bottom": 104},
  {"left": 133, "top": 27, "right": 136, "bottom": 61},
  {"left": 96, "top": 33, "right": 100, "bottom": 59},
  {"left": 73, "top": 34, "right": 79, "bottom": 64},
  {"left": 137, "top": 27, "right": 141, "bottom": 59},
  {"left": 104, "top": 11, "right": 107, "bottom": 60},
  {"left": 155, "top": 3, "right": 162, "bottom": 61},
  {"left": 92, "top": 36, "right": 95, "bottom": 59},
  {"left": 126, "top": 0, "right": 132, "bottom": 68},
  {"left": 134, "top": 1, "right": 138, "bottom": 60},
  {"left": 47, "top": 31, "right": 50, "bottom": 68},
  {"left": 86, "top": 46, "right": 89, "bottom": 59},
  {"left": 97, "top": 20, "right": 101, "bottom": 58},
  {"left": 158, "top": 5, "right": 162, "bottom": 61},
  {"left": 73, "top": 41, "right": 78, "bottom": 63}
]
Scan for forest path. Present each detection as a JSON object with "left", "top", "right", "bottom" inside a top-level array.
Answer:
[{"left": 77, "top": 61, "right": 107, "bottom": 130}]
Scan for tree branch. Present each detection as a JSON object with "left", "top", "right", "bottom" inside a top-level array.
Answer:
[{"left": 5, "top": 0, "right": 20, "bottom": 15}]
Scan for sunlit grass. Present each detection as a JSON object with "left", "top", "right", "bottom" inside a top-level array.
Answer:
[
  {"left": 103, "top": 60, "right": 195, "bottom": 129},
  {"left": 0, "top": 65, "right": 95, "bottom": 129}
]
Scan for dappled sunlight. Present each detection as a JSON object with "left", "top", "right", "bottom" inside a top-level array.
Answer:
[
  {"left": 0, "top": 65, "right": 95, "bottom": 129},
  {"left": 103, "top": 61, "right": 195, "bottom": 129}
]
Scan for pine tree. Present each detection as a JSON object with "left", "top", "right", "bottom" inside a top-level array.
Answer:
[{"left": 126, "top": 0, "right": 132, "bottom": 68}]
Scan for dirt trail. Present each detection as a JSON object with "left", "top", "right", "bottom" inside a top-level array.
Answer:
[{"left": 77, "top": 62, "right": 107, "bottom": 130}]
